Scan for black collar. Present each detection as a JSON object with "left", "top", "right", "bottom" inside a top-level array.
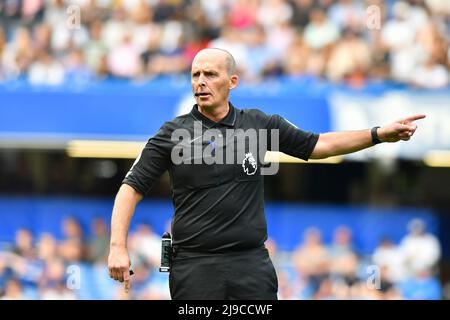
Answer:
[{"left": 190, "top": 103, "right": 237, "bottom": 128}]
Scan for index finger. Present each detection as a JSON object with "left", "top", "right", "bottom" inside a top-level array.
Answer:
[
  {"left": 402, "top": 114, "right": 426, "bottom": 123},
  {"left": 123, "top": 270, "right": 130, "bottom": 293}
]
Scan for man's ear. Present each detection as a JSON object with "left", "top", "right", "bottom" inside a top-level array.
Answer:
[{"left": 229, "top": 75, "right": 239, "bottom": 90}]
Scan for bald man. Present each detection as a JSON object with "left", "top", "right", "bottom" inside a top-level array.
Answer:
[{"left": 108, "top": 48, "right": 425, "bottom": 300}]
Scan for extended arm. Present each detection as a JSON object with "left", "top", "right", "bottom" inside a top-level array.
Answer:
[{"left": 310, "top": 114, "right": 426, "bottom": 159}]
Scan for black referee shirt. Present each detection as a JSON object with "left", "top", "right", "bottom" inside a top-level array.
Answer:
[{"left": 123, "top": 103, "right": 319, "bottom": 252}]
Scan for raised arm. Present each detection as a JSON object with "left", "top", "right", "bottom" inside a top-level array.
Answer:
[
  {"left": 310, "top": 114, "right": 426, "bottom": 159},
  {"left": 108, "top": 183, "right": 143, "bottom": 292}
]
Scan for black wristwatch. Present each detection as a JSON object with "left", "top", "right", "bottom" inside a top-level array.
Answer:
[{"left": 371, "top": 126, "right": 382, "bottom": 145}]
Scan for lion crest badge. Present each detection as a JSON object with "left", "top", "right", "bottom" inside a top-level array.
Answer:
[{"left": 242, "top": 152, "right": 257, "bottom": 175}]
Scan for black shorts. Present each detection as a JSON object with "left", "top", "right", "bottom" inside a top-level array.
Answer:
[{"left": 169, "top": 246, "right": 278, "bottom": 300}]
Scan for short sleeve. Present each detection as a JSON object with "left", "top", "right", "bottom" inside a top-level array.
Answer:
[
  {"left": 267, "top": 114, "right": 319, "bottom": 161},
  {"left": 122, "top": 124, "right": 172, "bottom": 195}
]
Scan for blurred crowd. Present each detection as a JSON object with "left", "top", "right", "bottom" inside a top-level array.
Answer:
[
  {"left": 0, "top": 0, "right": 449, "bottom": 88},
  {"left": 0, "top": 217, "right": 171, "bottom": 299},
  {"left": 0, "top": 216, "right": 443, "bottom": 299},
  {"left": 274, "top": 219, "right": 442, "bottom": 299}
]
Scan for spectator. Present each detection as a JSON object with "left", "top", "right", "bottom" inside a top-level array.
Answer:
[
  {"left": 64, "top": 49, "right": 93, "bottom": 84},
  {"left": 282, "top": 32, "right": 311, "bottom": 77},
  {"left": 326, "top": 28, "right": 372, "bottom": 85},
  {"left": 1, "top": 278, "right": 26, "bottom": 300},
  {"left": 0, "top": 255, "right": 13, "bottom": 295},
  {"left": 316, "top": 0, "right": 334, "bottom": 12},
  {"left": 39, "top": 258, "right": 76, "bottom": 300},
  {"left": 87, "top": 218, "right": 110, "bottom": 264},
  {"left": 83, "top": 20, "right": 108, "bottom": 74},
  {"left": 303, "top": 8, "right": 340, "bottom": 50},
  {"left": 208, "top": 25, "right": 248, "bottom": 74},
  {"left": 329, "top": 226, "right": 355, "bottom": 257},
  {"left": 265, "top": 19, "right": 295, "bottom": 60},
  {"left": 58, "top": 217, "right": 85, "bottom": 262},
  {"left": 140, "top": 31, "right": 163, "bottom": 77},
  {"left": 399, "top": 218, "right": 441, "bottom": 276},
  {"left": 43, "top": 0, "right": 66, "bottom": 28},
  {"left": 32, "top": 23, "right": 52, "bottom": 53},
  {"left": 101, "top": 6, "right": 129, "bottom": 50},
  {"left": 107, "top": 33, "right": 141, "bottom": 78},
  {"left": 158, "top": 19, "right": 184, "bottom": 55},
  {"left": 28, "top": 51, "right": 65, "bottom": 85},
  {"left": 328, "top": 226, "right": 359, "bottom": 285},
  {"left": 2, "top": 27, "right": 34, "bottom": 78},
  {"left": 328, "top": 0, "right": 366, "bottom": 31},
  {"left": 96, "top": 54, "right": 113, "bottom": 80},
  {"left": 1, "top": 0, "right": 22, "bottom": 34},
  {"left": 152, "top": 0, "right": 179, "bottom": 23},
  {"left": 36, "top": 233, "right": 58, "bottom": 262},
  {"left": 122, "top": 0, "right": 150, "bottom": 16},
  {"left": 198, "top": 0, "right": 226, "bottom": 30},
  {"left": 228, "top": 0, "right": 258, "bottom": 30},
  {"left": 257, "top": 0, "right": 293, "bottom": 32},
  {"left": 128, "top": 224, "right": 161, "bottom": 269},
  {"left": 425, "top": 0, "right": 450, "bottom": 15},
  {"left": 145, "top": 50, "right": 189, "bottom": 78},
  {"left": 0, "top": 26, "right": 6, "bottom": 79},
  {"left": 314, "top": 277, "right": 337, "bottom": 300},
  {"left": 13, "top": 229, "right": 34, "bottom": 259},
  {"left": 415, "top": 22, "right": 447, "bottom": 65},
  {"left": 290, "top": 0, "right": 315, "bottom": 29},
  {"left": 372, "top": 237, "right": 407, "bottom": 283},
  {"left": 129, "top": 2, "right": 158, "bottom": 55},
  {"left": 241, "top": 25, "right": 278, "bottom": 82},
  {"left": 411, "top": 56, "right": 449, "bottom": 89},
  {"left": 48, "top": 14, "right": 89, "bottom": 55},
  {"left": 378, "top": 265, "right": 404, "bottom": 300},
  {"left": 9, "top": 229, "right": 42, "bottom": 289},
  {"left": 79, "top": 0, "right": 108, "bottom": 25},
  {"left": 292, "top": 228, "right": 330, "bottom": 298},
  {"left": 381, "top": 1, "right": 428, "bottom": 83}
]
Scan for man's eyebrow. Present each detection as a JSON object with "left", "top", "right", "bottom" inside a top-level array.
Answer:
[{"left": 191, "top": 69, "right": 218, "bottom": 75}]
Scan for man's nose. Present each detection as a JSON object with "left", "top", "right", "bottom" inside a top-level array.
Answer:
[{"left": 197, "top": 74, "right": 207, "bottom": 85}]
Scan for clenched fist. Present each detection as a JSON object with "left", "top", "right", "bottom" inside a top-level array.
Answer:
[{"left": 108, "top": 245, "right": 131, "bottom": 293}]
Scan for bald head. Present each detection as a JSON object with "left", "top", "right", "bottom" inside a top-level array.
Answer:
[{"left": 192, "top": 48, "right": 236, "bottom": 76}]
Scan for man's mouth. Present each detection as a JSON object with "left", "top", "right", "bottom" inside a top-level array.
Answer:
[{"left": 195, "top": 92, "right": 210, "bottom": 97}]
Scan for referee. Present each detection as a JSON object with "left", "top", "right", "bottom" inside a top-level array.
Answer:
[{"left": 108, "top": 48, "right": 425, "bottom": 299}]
